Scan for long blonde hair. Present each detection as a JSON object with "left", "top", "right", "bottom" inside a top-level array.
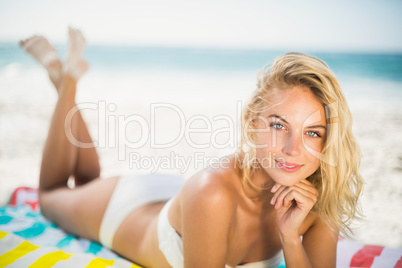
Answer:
[{"left": 239, "top": 52, "right": 363, "bottom": 236}]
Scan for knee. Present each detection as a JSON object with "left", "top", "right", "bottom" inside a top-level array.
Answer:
[
  {"left": 74, "top": 169, "right": 100, "bottom": 187},
  {"left": 39, "top": 173, "right": 69, "bottom": 192},
  {"left": 38, "top": 188, "right": 75, "bottom": 223},
  {"left": 38, "top": 189, "right": 55, "bottom": 220}
]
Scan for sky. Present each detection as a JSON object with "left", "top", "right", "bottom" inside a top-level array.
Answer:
[{"left": 0, "top": 0, "right": 401, "bottom": 52}]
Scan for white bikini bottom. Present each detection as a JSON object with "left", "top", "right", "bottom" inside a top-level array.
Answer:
[{"left": 98, "top": 173, "right": 185, "bottom": 249}]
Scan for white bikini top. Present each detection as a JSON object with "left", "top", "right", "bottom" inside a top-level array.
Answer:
[{"left": 158, "top": 198, "right": 284, "bottom": 268}]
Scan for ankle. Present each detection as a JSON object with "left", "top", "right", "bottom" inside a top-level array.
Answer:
[
  {"left": 58, "top": 74, "right": 78, "bottom": 98},
  {"left": 61, "top": 73, "right": 78, "bottom": 85},
  {"left": 63, "top": 62, "right": 82, "bottom": 82}
]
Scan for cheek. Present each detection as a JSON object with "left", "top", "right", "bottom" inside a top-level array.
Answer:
[
  {"left": 303, "top": 138, "right": 325, "bottom": 159},
  {"left": 254, "top": 131, "right": 273, "bottom": 149},
  {"left": 256, "top": 134, "right": 285, "bottom": 159},
  {"left": 310, "top": 155, "right": 321, "bottom": 169},
  {"left": 303, "top": 137, "right": 324, "bottom": 151},
  {"left": 303, "top": 148, "right": 321, "bottom": 175}
]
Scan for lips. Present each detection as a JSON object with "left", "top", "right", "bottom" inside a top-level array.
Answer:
[{"left": 275, "top": 160, "right": 302, "bottom": 173}]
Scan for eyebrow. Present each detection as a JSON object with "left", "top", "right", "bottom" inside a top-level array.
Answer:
[
  {"left": 306, "top": 125, "right": 327, "bottom": 130},
  {"left": 268, "top": 114, "right": 327, "bottom": 129},
  {"left": 268, "top": 114, "right": 289, "bottom": 124}
]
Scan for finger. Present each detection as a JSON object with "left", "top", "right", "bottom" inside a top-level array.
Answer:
[
  {"left": 270, "top": 180, "right": 318, "bottom": 207},
  {"left": 292, "top": 182, "right": 319, "bottom": 199},
  {"left": 270, "top": 185, "right": 287, "bottom": 205},
  {"left": 273, "top": 184, "right": 318, "bottom": 209},
  {"left": 297, "top": 179, "right": 313, "bottom": 187},
  {"left": 298, "top": 179, "right": 317, "bottom": 191},
  {"left": 286, "top": 184, "right": 318, "bottom": 205},
  {"left": 282, "top": 189, "right": 317, "bottom": 210},
  {"left": 270, "top": 183, "right": 282, "bottom": 193},
  {"left": 273, "top": 186, "right": 294, "bottom": 209}
]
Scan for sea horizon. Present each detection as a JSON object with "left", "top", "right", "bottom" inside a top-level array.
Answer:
[{"left": 1, "top": 42, "right": 402, "bottom": 79}]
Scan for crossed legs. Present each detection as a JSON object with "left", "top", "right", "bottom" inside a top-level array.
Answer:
[
  {"left": 20, "top": 29, "right": 98, "bottom": 188},
  {"left": 20, "top": 28, "right": 118, "bottom": 241}
]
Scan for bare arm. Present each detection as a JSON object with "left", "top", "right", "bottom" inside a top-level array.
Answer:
[
  {"left": 181, "top": 175, "right": 236, "bottom": 268},
  {"left": 302, "top": 217, "right": 338, "bottom": 268},
  {"left": 278, "top": 218, "right": 338, "bottom": 268},
  {"left": 271, "top": 179, "right": 337, "bottom": 267}
]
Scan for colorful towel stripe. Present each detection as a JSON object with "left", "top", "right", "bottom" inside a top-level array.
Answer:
[
  {"left": 0, "top": 186, "right": 143, "bottom": 267},
  {"left": 0, "top": 231, "right": 141, "bottom": 268},
  {"left": 1, "top": 187, "right": 401, "bottom": 267},
  {"left": 337, "top": 238, "right": 402, "bottom": 268},
  {"left": 0, "top": 238, "right": 40, "bottom": 267}
]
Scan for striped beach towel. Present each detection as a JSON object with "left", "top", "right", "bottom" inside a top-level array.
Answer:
[
  {"left": 0, "top": 187, "right": 401, "bottom": 268},
  {"left": 0, "top": 187, "right": 140, "bottom": 268}
]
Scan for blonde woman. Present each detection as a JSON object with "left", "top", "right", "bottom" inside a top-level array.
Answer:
[{"left": 20, "top": 28, "right": 363, "bottom": 268}]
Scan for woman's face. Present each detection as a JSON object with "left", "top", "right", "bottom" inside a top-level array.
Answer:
[{"left": 252, "top": 86, "right": 326, "bottom": 186}]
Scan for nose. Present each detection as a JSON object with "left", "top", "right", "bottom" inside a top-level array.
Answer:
[{"left": 282, "top": 132, "right": 302, "bottom": 157}]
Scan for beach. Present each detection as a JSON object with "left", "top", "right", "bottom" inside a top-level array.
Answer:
[{"left": 0, "top": 44, "right": 401, "bottom": 249}]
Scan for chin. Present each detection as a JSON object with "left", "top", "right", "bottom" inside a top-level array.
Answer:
[{"left": 270, "top": 173, "right": 305, "bottom": 186}]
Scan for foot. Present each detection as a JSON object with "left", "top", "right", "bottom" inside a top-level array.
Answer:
[
  {"left": 63, "top": 27, "right": 89, "bottom": 81},
  {"left": 19, "top": 35, "right": 62, "bottom": 88}
]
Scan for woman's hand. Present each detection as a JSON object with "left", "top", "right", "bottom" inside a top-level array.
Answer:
[{"left": 270, "top": 179, "right": 319, "bottom": 240}]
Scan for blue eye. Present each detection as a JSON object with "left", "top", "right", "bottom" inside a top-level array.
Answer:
[
  {"left": 270, "top": 123, "right": 285, "bottom": 130},
  {"left": 307, "top": 131, "right": 321, "bottom": 138}
]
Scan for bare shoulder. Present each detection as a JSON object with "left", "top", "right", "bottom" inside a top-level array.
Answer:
[
  {"left": 170, "top": 156, "right": 241, "bottom": 240},
  {"left": 181, "top": 165, "right": 239, "bottom": 207},
  {"left": 180, "top": 155, "right": 241, "bottom": 206},
  {"left": 177, "top": 162, "right": 241, "bottom": 266}
]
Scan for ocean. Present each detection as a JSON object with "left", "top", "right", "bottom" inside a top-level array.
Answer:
[
  {"left": 1, "top": 44, "right": 402, "bottom": 82},
  {"left": 0, "top": 43, "right": 401, "bottom": 248}
]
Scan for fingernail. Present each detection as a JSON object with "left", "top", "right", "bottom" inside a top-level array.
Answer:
[
  {"left": 270, "top": 197, "right": 275, "bottom": 205},
  {"left": 271, "top": 185, "right": 276, "bottom": 192},
  {"left": 275, "top": 202, "right": 279, "bottom": 209}
]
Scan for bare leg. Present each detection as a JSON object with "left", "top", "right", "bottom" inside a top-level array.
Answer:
[
  {"left": 21, "top": 28, "right": 98, "bottom": 186},
  {"left": 39, "top": 74, "right": 82, "bottom": 190},
  {"left": 37, "top": 70, "right": 116, "bottom": 240},
  {"left": 26, "top": 28, "right": 116, "bottom": 241}
]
